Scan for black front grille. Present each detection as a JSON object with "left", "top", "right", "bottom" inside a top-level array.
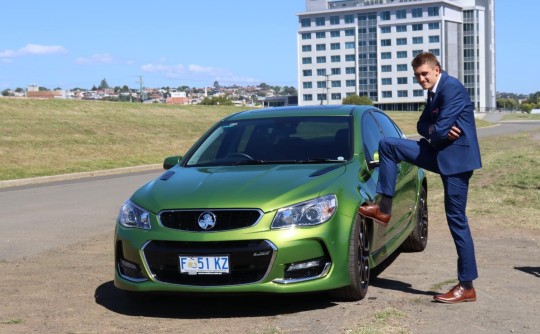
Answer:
[
  {"left": 159, "top": 209, "right": 262, "bottom": 231},
  {"left": 143, "top": 240, "right": 275, "bottom": 286}
]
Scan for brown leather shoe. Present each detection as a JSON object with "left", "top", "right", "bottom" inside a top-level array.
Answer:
[
  {"left": 433, "top": 284, "right": 476, "bottom": 303},
  {"left": 358, "top": 204, "right": 391, "bottom": 227}
]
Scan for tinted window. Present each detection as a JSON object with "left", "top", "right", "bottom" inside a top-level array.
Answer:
[
  {"left": 361, "top": 112, "right": 383, "bottom": 161},
  {"left": 372, "top": 111, "right": 404, "bottom": 138}
]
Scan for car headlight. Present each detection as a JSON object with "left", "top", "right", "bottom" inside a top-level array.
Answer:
[
  {"left": 118, "top": 200, "right": 151, "bottom": 230},
  {"left": 271, "top": 194, "right": 337, "bottom": 229}
]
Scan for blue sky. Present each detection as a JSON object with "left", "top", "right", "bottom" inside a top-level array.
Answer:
[{"left": 0, "top": 1, "right": 537, "bottom": 94}]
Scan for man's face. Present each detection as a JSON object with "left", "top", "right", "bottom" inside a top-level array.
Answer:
[{"left": 414, "top": 63, "right": 440, "bottom": 91}]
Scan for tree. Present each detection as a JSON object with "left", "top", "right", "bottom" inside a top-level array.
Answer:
[
  {"left": 99, "top": 79, "right": 109, "bottom": 89},
  {"left": 342, "top": 94, "right": 373, "bottom": 105},
  {"left": 1, "top": 89, "right": 10, "bottom": 96}
]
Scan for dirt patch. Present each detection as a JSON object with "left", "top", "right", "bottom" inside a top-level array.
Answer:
[{"left": 1, "top": 209, "right": 539, "bottom": 334}]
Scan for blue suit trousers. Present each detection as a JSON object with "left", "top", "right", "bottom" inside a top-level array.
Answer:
[{"left": 376, "top": 136, "right": 478, "bottom": 282}]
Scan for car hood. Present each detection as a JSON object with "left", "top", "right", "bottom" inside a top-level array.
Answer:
[{"left": 131, "top": 163, "right": 347, "bottom": 213}]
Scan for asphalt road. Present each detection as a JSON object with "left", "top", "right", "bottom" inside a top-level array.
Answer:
[{"left": 1, "top": 120, "right": 539, "bottom": 261}]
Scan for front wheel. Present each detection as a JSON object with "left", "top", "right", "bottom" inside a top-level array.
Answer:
[{"left": 332, "top": 215, "right": 370, "bottom": 301}]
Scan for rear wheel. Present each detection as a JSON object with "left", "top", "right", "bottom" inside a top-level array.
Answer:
[
  {"left": 332, "top": 215, "right": 370, "bottom": 301},
  {"left": 400, "top": 185, "right": 428, "bottom": 252}
]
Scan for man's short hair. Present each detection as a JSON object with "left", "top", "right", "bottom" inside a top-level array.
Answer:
[{"left": 411, "top": 52, "right": 441, "bottom": 70}]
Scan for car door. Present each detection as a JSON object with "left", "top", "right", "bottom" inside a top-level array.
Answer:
[{"left": 371, "top": 111, "right": 417, "bottom": 239}]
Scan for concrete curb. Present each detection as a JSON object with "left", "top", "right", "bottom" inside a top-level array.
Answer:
[{"left": 0, "top": 164, "right": 162, "bottom": 189}]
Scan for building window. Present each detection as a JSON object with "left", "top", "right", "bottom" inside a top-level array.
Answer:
[
  {"left": 330, "top": 43, "right": 340, "bottom": 50},
  {"left": 316, "top": 44, "right": 326, "bottom": 51},
  {"left": 344, "top": 29, "right": 354, "bottom": 36},
  {"left": 302, "top": 57, "right": 312, "bottom": 64},
  {"left": 331, "top": 93, "right": 342, "bottom": 100},
  {"left": 330, "top": 16, "right": 340, "bottom": 25},
  {"left": 316, "top": 32, "right": 326, "bottom": 38},
  {"left": 317, "top": 69, "right": 327, "bottom": 76},
  {"left": 346, "top": 67, "right": 355, "bottom": 74},
  {"left": 381, "top": 39, "right": 391, "bottom": 47},
  {"left": 429, "top": 22, "right": 440, "bottom": 30},
  {"left": 429, "top": 48, "right": 440, "bottom": 56},
  {"left": 331, "top": 68, "right": 341, "bottom": 75},
  {"left": 429, "top": 35, "right": 440, "bottom": 43},
  {"left": 317, "top": 81, "right": 327, "bottom": 88},
  {"left": 344, "top": 14, "right": 354, "bottom": 24},
  {"left": 380, "top": 26, "right": 391, "bottom": 34},
  {"left": 396, "top": 51, "right": 407, "bottom": 58},
  {"left": 316, "top": 56, "right": 326, "bottom": 63},
  {"left": 301, "top": 33, "right": 311, "bottom": 40},
  {"left": 316, "top": 17, "right": 325, "bottom": 26},
  {"left": 397, "top": 38, "right": 407, "bottom": 45},
  {"left": 346, "top": 80, "right": 355, "bottom": 87},
  {"left": 382, "top": 91, "right": 392, "bottom": 98},
  {"left": 317, "top": 94, "right": 327, "bottom": 101},
  {"left": 412, "top": 49, "right": 423, "bottom": 56},
  {"left": 397, "top": 90, "right": 408, "bottom": 97},
  {"left": 412, "top": 8, "right": 422, "bottom": 18},
  {"left": 345, "top": 42, "right": 354, "bottom": 49},
  {"left": 396, "top": 9, "right": 406, "bottom": 19},
  {"left": 330, "top": 30, "right": 340, "bottom": 37},
  {"left": 413, "top": 90, "right": 424, "bottom": 97},
  {"left": 382, "top": 78, "right": 392, "bottom": 85},
  {"left": 301, "top": 18, "right": 311, "bottom": 27},
  {"left": 412, "top": 24, "right": 423, "bottom": 31},
  {"left": 331, "top": 80, "right": 341, "bottom": 88},
  {"left": 303, "top": 82, "right": 313, "bottom": 89},
  {"left": 381, "top": 52, "right": 391, "bottom": 59},
  {"left": 303, "top": 70, "right": 312, "bottom": 77},
  {"left": 397, "top": 64, "right": 407, "bottom": 71},
  {"left": 397, "top": 77, "right": 408, "bottom": 84},
  {"left": 428, "top": 7, "right": 440, "bottom": 17},
  {"left": 412, "top": 37, "right": 423, "bottom": 44},
  {"left": 301, "top": 45, "right": 311, "bottom": 52},
  {"left": 396, "top": 25, "right": 407, "bottom": 32},
  {"left": 359, "top": 66, "right": 367, "bottom": 72},
  {"left": 345, "top": 54, "right": 355, "bottom": 61},
  {"left": 331, "top": 55, "right": 341, "bottom": 62},
  {"left": 303, "top": 94, "right": 313, "bottom": 101},
  {"left": 381, "top": 65, "right": 391, "bottom": 72},
  {"left": 380, "top": 11, "right": 390, "bottom": 21}
]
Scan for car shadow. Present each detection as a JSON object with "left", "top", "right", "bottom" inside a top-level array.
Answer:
[{"left": 95, "top": 281, "right": 338, "bottom": 318}]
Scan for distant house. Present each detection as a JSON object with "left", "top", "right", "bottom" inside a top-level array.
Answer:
[
  {"left": 26, "top": 91, "right": 63, "bottom": 99},
  {"left": 260, "top": 95, "right": 298, "bottom": 107},
  {"left": 531, "top": 109, "right": 540, "bottom": 114},
  {"left": 166, "top": 91, "right": 190, "bottom": 105}
]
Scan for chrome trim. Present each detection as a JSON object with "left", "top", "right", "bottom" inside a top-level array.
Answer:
[
  {"left": 116, "top": 262, "right": 149, "bottom": 283},
  {"left": 140, "top": 240, "right": 279, "bottom": 287},
  {"left": 272, "top": 261, "right": 332, "bottom": 284},
  {"left": 157, "top": 208, "right": 265, "bottom": 232}
]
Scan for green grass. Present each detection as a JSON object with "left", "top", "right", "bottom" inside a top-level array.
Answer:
[
  {"left": 502, "top": 113, "right": 540, "bottom": 121},
  {"left": 0, "top": 98, "right": 251, "bottom": 180}
]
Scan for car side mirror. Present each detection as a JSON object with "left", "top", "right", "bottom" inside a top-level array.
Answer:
[
  {"left": 367, "top": 151, "right": 379, "bottom": 169},
  {"left": 163, "top": 156, "right": 182, "bottom": 170}
]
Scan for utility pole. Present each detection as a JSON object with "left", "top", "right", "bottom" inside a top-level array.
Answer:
[
  {"left": 137, "top": 76, "right": 144, "bottom": 102},
  {"left": 325, "top": 74, "right": 331, "bottom": 105}
]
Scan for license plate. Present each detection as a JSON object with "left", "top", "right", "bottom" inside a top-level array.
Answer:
[{"left": 179, "top": 256, "right": 230, "bottom": 275}]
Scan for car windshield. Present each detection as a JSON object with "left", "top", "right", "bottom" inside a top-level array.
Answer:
[{"left": 185, "top": 116, "right": 351, "bottom": 167}]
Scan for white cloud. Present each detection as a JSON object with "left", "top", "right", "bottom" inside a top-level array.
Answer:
[
  {"left": 0, "top": 44, "right": 68, "bottom": 59},
  {"left": 75, "top": 53, "right": 114, "bottom": 65},
  {"left": 140, "top": 62, "right": 259, "bottom": 84}
]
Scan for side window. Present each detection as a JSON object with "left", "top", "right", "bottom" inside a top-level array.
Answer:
[
  {"left": 372, "top": 111, "right": 405, "bottom": 138},
  {"left": 361, "top": 112, "right": 383, "bottom": 162}
]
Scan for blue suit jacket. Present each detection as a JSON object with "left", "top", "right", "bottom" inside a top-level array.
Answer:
[{"left": 416, "top": 71, "right": 482, "bottom": 175}]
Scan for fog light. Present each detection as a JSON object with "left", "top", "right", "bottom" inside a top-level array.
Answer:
[
  {"left": 287, "top": 260, "right": 321, "bottom": 271},
  {"left": 118, "top": 258, "right": 147, "bottom": 282}
]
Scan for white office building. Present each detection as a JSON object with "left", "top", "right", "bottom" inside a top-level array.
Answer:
[{"left": 297, "top": 0, "right": 496, "bottom": 112}]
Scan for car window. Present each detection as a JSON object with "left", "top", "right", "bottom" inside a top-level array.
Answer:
[
  {"left": 361, "top": 112, "right": 383, "bottom": 162},
  {"left": 371, "top": 111, "right": 405, "bottom": 138},
  {"left": 185, "top": 116, "right": 351, "bottom": 166}
]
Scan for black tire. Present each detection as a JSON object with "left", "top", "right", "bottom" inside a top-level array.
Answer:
[
  {"left": 400, "top": 185, "right": 428, "bottom": 252},
  {"left": 332, "top": 215, "right": 370, "bottom": 301}
]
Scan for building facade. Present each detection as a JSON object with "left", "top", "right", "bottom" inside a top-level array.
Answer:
[{"left": 297, "top": 0, "right": 496, "bottom": 112}]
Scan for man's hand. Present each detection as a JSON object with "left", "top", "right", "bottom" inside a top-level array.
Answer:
[{"left": 448, "top": 125, "right": 461, "bottom": 140}]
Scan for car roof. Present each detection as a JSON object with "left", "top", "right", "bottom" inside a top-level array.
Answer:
[{"left": 224, "top": 105, "right": 376, "bottom": 121}]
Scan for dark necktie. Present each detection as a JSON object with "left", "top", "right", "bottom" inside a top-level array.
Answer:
[{"left": 428, "top": 91, "right": 435, "bottom": 104}]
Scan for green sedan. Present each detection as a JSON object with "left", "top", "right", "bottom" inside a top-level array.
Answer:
[{"left": 114, "top": 105, "right": 428, "bottom": 301}]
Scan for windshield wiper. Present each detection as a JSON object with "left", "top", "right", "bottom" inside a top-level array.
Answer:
[{"left": 297, "top": 158, "right": 347, "bottom": 164}]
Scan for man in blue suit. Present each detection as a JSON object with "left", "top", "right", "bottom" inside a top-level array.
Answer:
[{"left": 359, "top": 52, "right": 482, "bottom": 303}]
